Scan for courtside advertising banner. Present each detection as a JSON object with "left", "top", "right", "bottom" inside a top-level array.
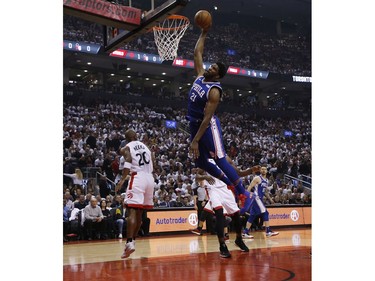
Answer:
[
  {"left": 63, "top": 0, "right": 141, "bottom": 25},
  {"left": 148, "top": 210, "right": 200, "bottom": 233},
  {"left": 268, "top": 206, "right": 311, "bottom": 227}
]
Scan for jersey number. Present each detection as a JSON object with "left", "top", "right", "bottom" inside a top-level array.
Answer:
[
  {"left": 136, "top": 152, "right": 150, "bottom": 166},
  {"left": 190, "top": 92, "right": 197, "bottom": 102}
]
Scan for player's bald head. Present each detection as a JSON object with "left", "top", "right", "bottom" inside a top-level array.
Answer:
[{"left": 125, "top": 129, "right": 137, "bottom": 142}]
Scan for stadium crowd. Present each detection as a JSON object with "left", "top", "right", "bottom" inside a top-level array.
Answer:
[
  {"left": 63, "top": 16, "right": 311, "bottom": 76},
  {"left": 63, "top": 101, "right": 311, "bottom": 197},
  {"left": 63, "top": 100, "right": 311, "bottom": 241}
]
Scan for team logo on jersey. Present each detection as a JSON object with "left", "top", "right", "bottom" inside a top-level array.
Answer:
[
  {"left": 127, "top": 193, "right": 133, "bottom": 199},
  {"left": 290, "top": 210, "right": 300, "bottom": 222},
  {"left": 188, "top": 213, "right": 198, "bottom": 226}
]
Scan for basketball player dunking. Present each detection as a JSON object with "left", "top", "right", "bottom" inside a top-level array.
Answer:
[
  {"left": 187, "top": 22, "right": 252, "bottom": 214},
  {"left": 116, "top": 129, "right": 156, "bottom": 258}
]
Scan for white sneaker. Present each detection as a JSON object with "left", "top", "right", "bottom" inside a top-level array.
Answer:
[
  {"left": 242, "top": 233, "right": 254, "bottom": 239},
  {"left": 121, "top": 241, "right": 135, "bottom": 259},
  {"left": 266, "top": 231, "right": 279, "bottom": 237},
  {"left": 118, "top": 234, "right": 123, "bottom": 239}
]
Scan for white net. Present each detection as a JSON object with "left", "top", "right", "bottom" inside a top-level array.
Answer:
[{"left": 153, "top": 15, "right": 190, "bottom": 62}]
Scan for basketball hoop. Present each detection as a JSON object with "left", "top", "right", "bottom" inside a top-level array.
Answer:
[{"left": 153, "top": 15, "right": 190, "bottom": 62}]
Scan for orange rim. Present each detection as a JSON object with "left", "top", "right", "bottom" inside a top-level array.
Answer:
[{"left": 152, "top": 14, "right": 190, "bottom": 31}]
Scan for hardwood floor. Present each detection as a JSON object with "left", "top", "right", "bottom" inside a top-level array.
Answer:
[{"left": 64, "top": 228, "right": 311, "bottom": 280}]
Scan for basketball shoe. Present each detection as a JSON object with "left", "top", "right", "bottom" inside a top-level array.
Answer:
[{"left": 121, "top": 241, "right": 135, "bottom": 258}]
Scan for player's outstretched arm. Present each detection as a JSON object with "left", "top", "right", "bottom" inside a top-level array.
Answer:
[
  {"left": 190, "top": 88, "right": 220, "bottom": 158},
  {"left": 194, "top": 26, "right": 210, "bottom": 76}
]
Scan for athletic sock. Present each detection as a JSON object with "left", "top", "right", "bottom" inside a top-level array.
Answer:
[
  {"left": 214, "top": 208, "right": 225, "bottom": 239},
  {"left": 266, "top": 227, "right": 271, "bottom": 233},
  {"left": 244, "top": 228, "right": 249, "bottom": 234},
  {"left": 126, "top": 238, "right": 133, "bottom": 243},
  {"left": 232, "top": 212, "right": 243, "bottom": 239}
]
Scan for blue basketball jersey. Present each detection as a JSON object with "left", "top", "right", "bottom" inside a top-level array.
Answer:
[
  {"left": 254, "top": 176, "right": 269, "bottom": 200},
  {"left": 187, "top": 76, "right": 223, "bottom": 122}
]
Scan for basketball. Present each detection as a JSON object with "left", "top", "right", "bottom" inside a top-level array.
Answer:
[{"left": 194, "top": 10, "right": 212, "bottom": 29}]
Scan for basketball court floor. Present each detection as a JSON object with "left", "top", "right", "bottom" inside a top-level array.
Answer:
[{"left": 63, "top": 227, "right": 311, "bottom": 280}]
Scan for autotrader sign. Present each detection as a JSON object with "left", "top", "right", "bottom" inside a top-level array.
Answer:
[
  {"left": 148, "top": 210, "right": 200, "bottom": 233},
  {"left": 267, "top": 206, "right": 311, "bottom": 227}
]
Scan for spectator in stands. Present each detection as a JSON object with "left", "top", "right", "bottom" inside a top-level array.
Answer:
[
  {"left": 85, "top": 193, "right": 92, "bottom": 205},
  {"left": 182, "top": 195, "right": 194, "bottom": 207},
  {"left": 73, "top": 187, "right": 83, "bottom": 202},
  {"left": 63, "top": 199, "right": 70, "bottom": 242},
  {"left": 138, "top": 211, "right": 151, "bottom": 237},
  {"left": 153, "top": 196, "right": 159, "bottom": 208},
  {"left": 273, "top": 195, "right": 282, "bottom": 206},
  {"left": 83, "top": 198, "right": 106, "bottom": 240},
  {"left": 155, "top": 185, "right": 168, "bottom": 201},
  {"left": 100, "top": 199, "right": 113, "bottom": 239},
  {"left": 63, "top": 168, "right": 83, "bottom": 191},
  {"left": 114, "top": 201, "right": 127, "bottom": 239},
  {"left": 102, "top": 154, "right": 114, "bottom": 183},
  {"left": 159, "top": 195, "right": 175, "bottom": 208},
  {"left": 94, "top": 154, "right": 104, "bottom": 168},
  {"left": 64, "top": 191, "right": 74, "bottom": 211},
  {"left": 74, "top": 194, "right": 87, "bottom": 210},
  {"left": 111, "top": 195, "right": 123, "bottom": 208}
]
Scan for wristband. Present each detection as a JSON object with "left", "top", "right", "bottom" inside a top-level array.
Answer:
[{"left": 124, "top": 162, "right": 132, "bottom": 169}]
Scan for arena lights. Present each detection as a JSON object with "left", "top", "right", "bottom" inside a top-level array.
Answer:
[
  {"left": 111, "top": 73, "right": 115, "bottom": 76},
  {"left": 152, "top": 83, "right": 157, "bottom": 86},
  {"left": 120, "top": 80, "right": 123, "bottom": 82},
  {"left": 84, "top": 70, "right": 88, "bottom": 72},
  {"left": 162, "top": 72, "right": 166, "bottom": 75},
  {"left": 77, "top": 74, "right": 81, "bottom": 77},
  {"left": 87, "top": 62, "right": 92, "bottom": 65},
  {"left": 127, "top": 76, "right": 131, "bottom": 78},
  {"left": 145, "top": 78, "right": 150, "bottom": 80},
  {"left": 126, "top": 67, "right": 131, "bottom": 70}
]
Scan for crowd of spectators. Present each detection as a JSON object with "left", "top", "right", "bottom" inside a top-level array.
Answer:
[
  {"left": 63, "top": 101, "right": 311, "bottom": 208},
  {"left": 63, "top": 16, "right": 311, "bottom": 76},
  {"left": 63, "top": 100, "right": 311, "bottom": 241}
]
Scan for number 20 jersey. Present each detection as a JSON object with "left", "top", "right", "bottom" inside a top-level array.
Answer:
[{"left": 125, "top": 140, "right": 153, "bottom": 174}]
